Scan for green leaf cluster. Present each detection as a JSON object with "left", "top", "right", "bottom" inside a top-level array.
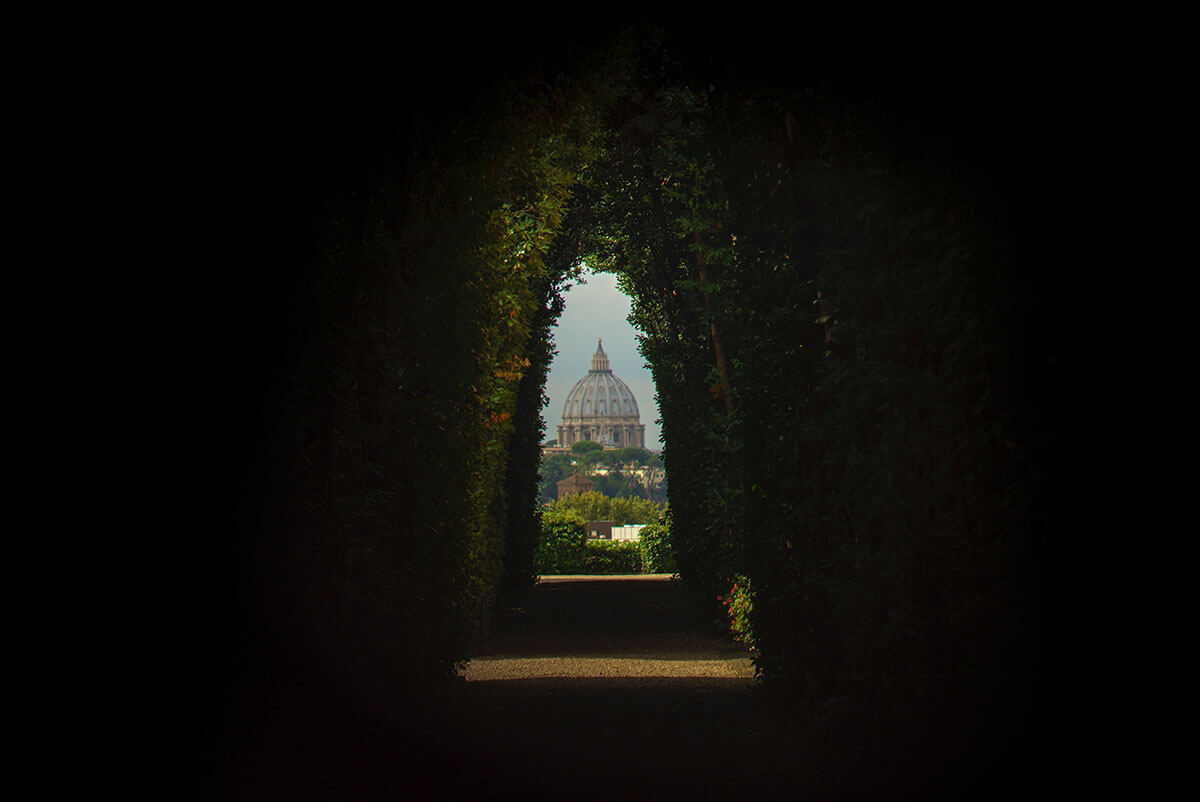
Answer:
[
  {"left": 239, "top": 55, "right": 625, "bottom": 692},
  {"left": 578, "top": 541, "right": 644, "bottom": 574},
  {"left": 533, "top": 508, "right": 588, "bottom": 574},
  {"left": 564, "top": 50, "right": 1057, "bottom": 759},
  {"left": 637, "top": 518, "right": 677, "bottom": 573},
  {"left": 222, "top": 30, "right": 1081, "bottom": 768},
  {"left": 546, "top": 490, "right": 662, "bottom": 525},
  {"left": 532, "top": 508, "right": 648, "bottom": 574}
]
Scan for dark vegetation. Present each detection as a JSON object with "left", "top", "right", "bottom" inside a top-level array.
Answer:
[
  {"left": 546, "top": 489, "right": 663, "bottom": 526},
  {"left": 112, "top": 14, "right": 1104, "bottom": 797},
  {"left": 533, "top": 498, "right": 674, "bottom": 574},
  {"left": 537, "top": 443, "right": 666, "bottom": 502}
]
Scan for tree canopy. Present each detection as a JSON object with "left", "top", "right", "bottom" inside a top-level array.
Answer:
[{"left": 546, "top": 490, "right": 663, "bottom": 526}]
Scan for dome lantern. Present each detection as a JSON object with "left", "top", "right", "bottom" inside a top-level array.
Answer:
[{"left": 589, "top": 339, "right": 611, "bottom": 373}]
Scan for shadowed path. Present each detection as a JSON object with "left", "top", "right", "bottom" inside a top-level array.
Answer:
[
  {"left": 442, "top": 574, "right": 818, "bottom": 799},
  {"left": 181, "top": 576, "right": 885, "bottom": 800}
]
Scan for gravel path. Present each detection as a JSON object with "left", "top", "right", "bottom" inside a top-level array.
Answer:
[
  {"left": 129, "top": 573, "right": 1040, "bottom": 799},
  {"left": 462, "top": 574, "right": 755, "bottom": 683},
  {"left": 428, "top": 574, "right": 829, "bottom": 799},
  {"left": 191, "top": 575, "right": 863, "bottom": 800}
]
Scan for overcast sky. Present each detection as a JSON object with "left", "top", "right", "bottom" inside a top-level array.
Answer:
[{"left": 543, "top": 269, "right": 663, "bottom": 450}]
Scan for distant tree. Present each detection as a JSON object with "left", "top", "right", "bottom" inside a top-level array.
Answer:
[
  {"left": 648, "top": 473, "right": 668, "bottom": 506},
  {"left": 537, "top": 453, "right": 574, "bottom": 503},
  {"left": 609, "top": 494, "right": 662, "bottom": 524},
  {"left": 578, "top": 449, "right": 605, "bottom": 466},
  {"left": 546, "top": 490, "right": 611, "bottom": 522},
  {"left": 548, "top": 490, "right": 662, "bottom": 524},
  {"left": 592, "top": 470, "right": 647, "bottom": 500},
  {"left": 571, "top": 439, "right": 603, "bottom": 454},
  {"left": 614, "top": 446, "right": 651, "bottom": 465}
]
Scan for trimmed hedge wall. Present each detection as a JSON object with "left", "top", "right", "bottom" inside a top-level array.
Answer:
[
  {"left": 534, "top": 507, "right": 670, "bottom": 574},
  {"left": 578, "top": 541, "right": 644, "bottom": 574}
]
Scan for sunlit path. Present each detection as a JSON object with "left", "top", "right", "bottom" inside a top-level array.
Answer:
[
  {"left": 430, "top": 575, "right": 827, "bottom": 800},
  {"left": 463, "top": 575, "right": 754, "bottom": 675},
  {"left": 464, "top": 656, "right": 753, "bottom": 680},
  {"left": 202, "top": 576, "right": 835, "bottom": 799}
]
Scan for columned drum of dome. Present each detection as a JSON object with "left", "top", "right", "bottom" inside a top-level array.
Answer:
[{"left": 558, "top": 339, "right": 645, "bottom": 449}]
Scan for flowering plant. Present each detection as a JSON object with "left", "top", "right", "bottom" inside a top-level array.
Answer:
[{"left": 719, "top": 574, "right": 757, "bottom": 650}]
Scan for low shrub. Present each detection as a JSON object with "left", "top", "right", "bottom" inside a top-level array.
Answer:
[
  {"left": 534, "top": 508, "right": 587, "bottom": 573},
  {"left": 719, "top": 575, "right": 757, "bottom": 650},
  {"left": 637, "top": 519, "right": 677, "bottom": 573},
  {"left": 579, "top": 541, "right": 645, "bottom": 574},
  {"left": 535, "top": 509, "right": 658, "bottom": 574}
]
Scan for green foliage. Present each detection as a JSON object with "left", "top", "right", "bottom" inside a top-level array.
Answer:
[
  {"left": 227, "top": 31, "right": 1066, "bottom": 767},
  {"left": 537, "top": 453, "right": 575, "bottom": 503},
  {"left": 533, "top": 508, "right": 646, "bottom": 574},
  {"left": 566, "top": 52, "right": 1049, "bottom": 760},
  {"left": 579, "top": 541, "right": 645, "bottom": 574},
  {"left": 547, "top": 490, "right": 662, "bottom": 525},
  {"left": 575, "top": 448, "right": 608, "bottom": 469},
  {"left": 571, "top": 439, "right": 604, "bottom": 454},
  {"left": 613, "top": 446, "right": 651, "bottom": 465},
  {"left": 718, "top": 575, "right": 756, "bottom": 651},
  {"left": 534, "top": 508, "right": 588, "bottom": 574},
  {"left": 588, "top": 470, "right": 646, "bottom": 500},
  {"left": 229, "top": 53, "right": 626, "bottom": 694},
  {"left": 538, "top": 445, "right": 664, "bottom": 503},
  {"left": 637, "top": 518, "right": 677, "bottom": 573}
]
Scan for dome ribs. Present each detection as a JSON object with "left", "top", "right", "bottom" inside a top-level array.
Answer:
[{"left": 558, "top": 338, "right": 646, "bottom": 449}]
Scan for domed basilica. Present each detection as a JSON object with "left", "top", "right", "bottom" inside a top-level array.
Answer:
[{"left": 558, "top": 339, "right": 645, "bottom": 449}]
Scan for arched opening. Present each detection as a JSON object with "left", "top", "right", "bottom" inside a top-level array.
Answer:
[
  {"left": 121, "top": 20, "right": 1099, "bottom": 800},
  {"left": 546, "top": 269, "right": 661, "bottom": 452}
]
